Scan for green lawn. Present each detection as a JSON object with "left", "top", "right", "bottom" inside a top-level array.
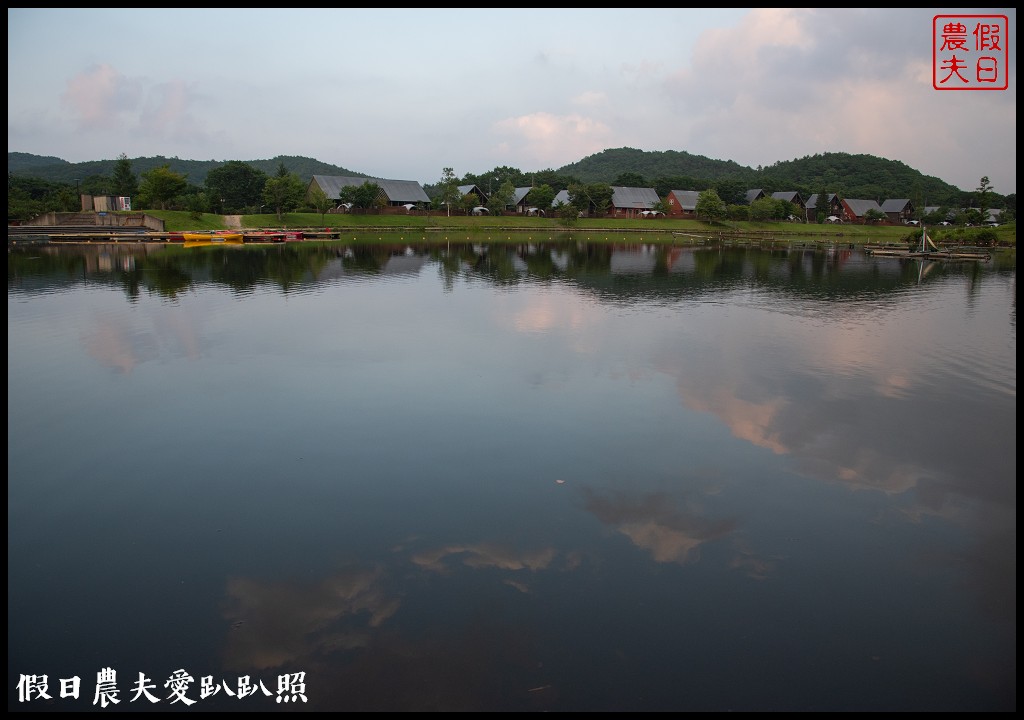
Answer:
[{"left": 140, "top": 210, "right": 1015, "bottom": 246}]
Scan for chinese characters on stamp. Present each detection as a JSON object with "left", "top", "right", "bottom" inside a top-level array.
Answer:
[{"left": 933, "top": 14, "right": 1009, "bottom": 90}]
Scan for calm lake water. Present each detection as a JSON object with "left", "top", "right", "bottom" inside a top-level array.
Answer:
[{"left": 8, "top": 240, "right": 1016, "bottom": 712}]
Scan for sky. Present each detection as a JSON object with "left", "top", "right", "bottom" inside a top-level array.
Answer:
[{"left": 7, "top": 8, "right": 1017, "bottom": 195}]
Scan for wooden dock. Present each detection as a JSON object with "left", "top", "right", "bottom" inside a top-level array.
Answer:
[{"left": 9, "top": 227, "right": 344, "bottom": 244}]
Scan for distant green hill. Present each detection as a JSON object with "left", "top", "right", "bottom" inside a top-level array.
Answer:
[
  {"left": 557, "top": 147, "right": 748, "bottom": 183},
  {"left": 8, "top": 152, "right": 70, "bottom": 173},
  {"left": 6, "top": 154, "right": 369, "bottom": 187},
  {"left": 556, "top": 147, "right": 974, "bottom": 207}
]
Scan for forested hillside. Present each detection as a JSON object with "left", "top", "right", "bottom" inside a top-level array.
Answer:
[
  {"left": 558, "top": 148, "right": 983, "bottom": 208},
  {"left": 7, "top": 153, "right": 368, "bottom": 187},
  {"left": 557, "top": 147, "right": 748, "bottom": 184},
  {"left": 739, "top": 152, "right": 970, "bottom": 208}
]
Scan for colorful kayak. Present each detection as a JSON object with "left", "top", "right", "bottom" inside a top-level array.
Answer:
[{"left": 182, "top": 232, "right": 244, "bottom": 247}]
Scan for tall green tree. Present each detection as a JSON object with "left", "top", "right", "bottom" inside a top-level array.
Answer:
[
  {"left": 339, "top": 181, "right": 382, "bottom": 210},
  {"left": 781, "top": 200, "right": 801, "bottom": 220},
  {"left": 308, "top": 185, "right": 333, "bottom": 223},
  {"left": 695, "top": 188, "right": 726, "bottom": 222},
  {"left": 110, "top": 153, "right": 139, "bottom": 199},
  {"left": 815, "top": 190, "right": 829, "bottom": 223},
  {"left": 960, "top": 208, "right": 984, "bottom": 226},
  {"left": 526, "top": 184, "right": 556, "bottom": 213},
  {"left": 459, "top": 192, "right": 477, "bottom": 215},
  {"left": 556, "top": 202, "right": 579, "bottom": 228},
  {"left": 138, "top": 165, "right": 188, "bottom": 210},
  {"left": 976, "top": 176, "right": 994, "bottom": 220},
  {"left": 205, "top": 161, "right": 268, "bottom": 213},
  {"left": 489, "top": 165, "right": 526, "bottom": 190},
  {"left": 727, "top": 204, "right": 750, "bottom": 221},
  {"left": 464, "top": 166, "right": 526, "bottom": 195},
  {"left": 569, "top": 182, "right": 613, "bottom": 216},
  {"left": 7, "top": 175, "right": 69, "bottom": 219},
  {"left": 589, "top": 183, "right": 613, "bottom": 216},
  {"left": 749, "top": 197, "right": 776, "bottom": 221},
  {"left": 186, "top": 192, "right": 209, "bottom": 220},
  {"left": 437, "top": 167, "right": 460, "bottom": 216},
  {"left": 486, "top": 180, "right": 515, "bottom": 214},
  {"left": 566, "top": 183, "right": 588, "bottom": 214},
  {"left": 262, "top": 172, "right": 306, "bottom": 221},
  {"left": 7, "top": 184, "right": 43, "bottom": 222}
]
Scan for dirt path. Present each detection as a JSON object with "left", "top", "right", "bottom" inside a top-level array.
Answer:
[{"left": 223, "top": 214, "right": 242, "bottom": 229}]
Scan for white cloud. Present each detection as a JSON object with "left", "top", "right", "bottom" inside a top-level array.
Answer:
[
  {"left": 61, "top": 64, "right": 143, "bottom": 130},
  {"left": 493, "top": 112, "right": 614, "bottom": 170}
]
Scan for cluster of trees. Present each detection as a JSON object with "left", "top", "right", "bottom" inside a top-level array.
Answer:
[
  {"left": 430, "top": 168, "right": 694, "bottom": 226},
  {"left": 431, "top": 166, "right": 764, "bottom": 208},
  {"left": 8, "top": 154, "right": 307, "bottom": 222}
]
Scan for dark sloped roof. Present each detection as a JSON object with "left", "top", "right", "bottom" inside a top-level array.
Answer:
[
  {"left": 880, "top": 198, "right": 911, "bottom": 212},
  {"left": 552, "top": 189, "right": 571, "bottom": 207},
  {"left": 745, "top": 189, "right": 765, "bottom": 203},
  {"left": 378, "top": 179, "right": 430, "bottom": 203},
  {"left": 670, "top": 190, "right": 701, "bottom": 211},
  {"left": 843, "top": 198, "right": 883, "bottom": 217},
  {"left": 804, "top": 193, "right": 837, "bottom": 209},
  {"left": 611, "top": 186, "right": 660, "bottom": 209},
  {"left": 512, "top": 187, "right": 532, "bottom": 205},
  {"left": 312, "top": 175, "right": 429, "bottom": 204},
  {"left": 771, "top": 191, "right": 803, "bottom": 204}
]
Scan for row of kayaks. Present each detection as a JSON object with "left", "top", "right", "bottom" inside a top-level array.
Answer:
[
  {"left": 182, "top": 232, "right": 243, "bottom": 247},
  {"left": 179, "top": 231, "right": 303, "bottom": 247}
]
